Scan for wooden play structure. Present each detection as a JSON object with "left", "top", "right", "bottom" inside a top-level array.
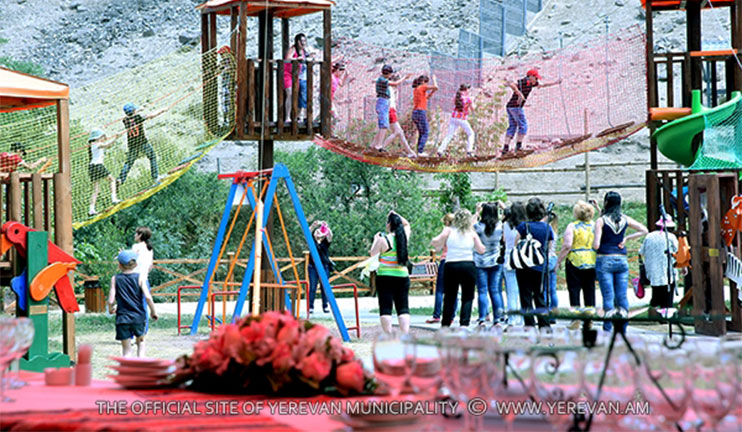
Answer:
[
  {"left": 197, "top": 0, "right": 334, "bottom": 142},
  {"left": 188, "top": 164, "right": 352, "bottom": 341},
  {"left": 0, "top": 68, "right": 76, "bottom": 357},
  {"left": 644, "top": 0, "right": 742, "bottom": 335}
]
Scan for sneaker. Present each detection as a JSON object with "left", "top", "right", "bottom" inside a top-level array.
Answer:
[
  {"left": 477, "top": 320, "right": 486, "bottom": 326},
  {"left": 501, "top": 145, "right": 510, "bottom": 155},
  {"left": 309, "top": 308, "right": 314, "bottom": 315},
  {"left": 323, "top": 306, "right": 330, "bottom": 313},
  {"left": 425, "top": 317, "right": 441, "bottom": 324},
  {"left": 88, "top": 209, "right": 97, "bottom": 216},
  {"left": 418, "top": 152, "right": 428, "bottom": 157},
  {"left": 111, "top": 198, "right": 121, "bottom": 204}
]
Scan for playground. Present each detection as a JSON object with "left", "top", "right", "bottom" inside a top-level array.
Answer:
[{"left": 1, "top": 0, "right": 742, "bottom": 430}]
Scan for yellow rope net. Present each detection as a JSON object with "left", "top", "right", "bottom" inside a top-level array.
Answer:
[{"left": 0, "top": 43, "right": 236, "bottom": 229}]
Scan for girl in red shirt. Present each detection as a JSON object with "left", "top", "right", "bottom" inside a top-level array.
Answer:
[{"left": 437, "top": 84, "right": 475, "bottom": 157}]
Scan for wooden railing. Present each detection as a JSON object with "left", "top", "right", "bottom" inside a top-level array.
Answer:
[
  {"left": 75, "top": 250, "right": 440, "bottom": 299},
  {"left": 652, "top": 52, "right": 738, "bottom": 110},
  {"left": 236, "top": 58, "right": 331, "bottom": 140}
]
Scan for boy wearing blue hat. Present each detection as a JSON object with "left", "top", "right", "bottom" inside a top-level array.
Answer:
[
  {"left": 118, "top": 103, "right": 163, "bottom": 186},
  {"left": 107, "top": 250, "right": 158, "bottom": 357},
  {"left": 87, "top": 129, "right": 120, "bottom": 216}
]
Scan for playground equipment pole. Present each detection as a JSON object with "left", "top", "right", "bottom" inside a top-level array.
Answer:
[
  {"left": 253, "top": 200, "right": 263, "bottom": 316},
  {"left": 584, "top": 109, "right": 590, "bottom": 201}
]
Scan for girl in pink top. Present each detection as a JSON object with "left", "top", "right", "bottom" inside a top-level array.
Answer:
[
  {"left": 330, "top": 62, "right": 349, "bottom": 124},
  {"left": 437, "top": 84, "right": 475, "bottom": 157},
  {"left": 284, "top": 33, "right": 315, "bottom": 123}
]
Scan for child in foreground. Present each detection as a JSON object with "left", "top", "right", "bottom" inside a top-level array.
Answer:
[{"left": 108, "top": 250, "right": 158, "bottom": 358}]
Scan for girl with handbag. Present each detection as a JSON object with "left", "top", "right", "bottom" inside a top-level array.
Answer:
[
  {"left": 432, "top": 209, "right": 486, "bottom": 327},
  {"left": 369, "top": 211, "right": 412, "bottom": 334},
  {"left": 513, "top": 198, "right": 554, "bottom": 328}
]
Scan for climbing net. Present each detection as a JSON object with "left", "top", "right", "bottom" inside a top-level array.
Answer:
[
  {"left": 315, "top": 25, "right": 647, "bottom": 172},
  {"left": 0, "top": 43, "right": 236, "bottom": 228}
]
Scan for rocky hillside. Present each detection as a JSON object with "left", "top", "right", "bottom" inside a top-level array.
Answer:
[{"left": 1, "top": 0, "right": 735, "bottom": 203}]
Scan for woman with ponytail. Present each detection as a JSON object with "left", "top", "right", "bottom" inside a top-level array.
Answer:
[
  {"left": 437, "top": 83, "right": 475, "bottom": 157},
  {"left": 369, "top": 211, "right": 412, "bottom": 334},
  {"left": 432, "top": 209, "right": 486, "bottom": 327}
]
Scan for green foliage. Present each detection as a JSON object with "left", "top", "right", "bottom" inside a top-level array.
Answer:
[
  {"left": 0, "top": 56, "right": 44, "bottom": 77},
  {"left": 435, "top": 172, "right": 474, "bottom": 213},
  {"left": 275, "top": 146, "right": 443, "bottom": 258}
]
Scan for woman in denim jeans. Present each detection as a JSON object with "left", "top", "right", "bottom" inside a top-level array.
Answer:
[
  {"left": 474, "top": 203, "right": 504, "bottom": 324},
  {"left": 307, "top": 221, "right": 333, "bottom": 314},
  {"left": 593, "top": 192, "right": 648, "bottom": 331},
  {"left": 502, "top": 203, "right": 526, "bottom": 325}
]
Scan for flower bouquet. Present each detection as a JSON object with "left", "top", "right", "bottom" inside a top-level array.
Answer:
[{"left": 173, "top": 311, "right": 377, "bottom": 396}]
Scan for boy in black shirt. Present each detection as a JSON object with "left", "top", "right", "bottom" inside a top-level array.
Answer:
[
  {"left": 108, "top": 250, "right": 158, "bottom": 357},
  {"left": 118, "top": 103, "right": 163, "bottom": 186},
  {"left": 501, "top": 69, "right": 562, "bottom": 156}
]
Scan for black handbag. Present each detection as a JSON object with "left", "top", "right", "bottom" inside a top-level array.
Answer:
[
  {"left": 639, "top": 257, "right": 651, "bottom": 287},
  {"left": 509, "top": 223, "right": 544, "bottom": 270}
]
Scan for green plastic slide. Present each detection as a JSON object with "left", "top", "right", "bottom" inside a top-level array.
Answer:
[{"left": 654, "top": 90, "right": 741, "bottom": 166}]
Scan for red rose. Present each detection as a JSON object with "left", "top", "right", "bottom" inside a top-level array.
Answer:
[
  {"left": 222, "top": 324, "right": 246, "bottom": 363},
  {"left": 276, "top": 318, "right": 301, "bottom": 346},
  {"left": 336, "top": 361, "right": 365, "bottom": 394},
  {"left": 341, "top": 347, "right": 355, "bottom": 363},
  {"left": 298, "top": 352, "right": 332, "bottom": 382}
]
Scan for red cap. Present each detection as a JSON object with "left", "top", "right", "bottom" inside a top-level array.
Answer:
[
  {"left": 217, "top": 46, "right": 231, "bottom": 54},
  {"left": 526, "top": 69, "right": 542, "bottom": 79}
]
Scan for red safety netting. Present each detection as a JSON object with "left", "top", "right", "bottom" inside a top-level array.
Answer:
[{"left": 315, "top": 25, "right": 647, "bottom": 172}]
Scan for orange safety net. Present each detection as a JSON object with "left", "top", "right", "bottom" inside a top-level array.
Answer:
[{"left": 315, "top": 25, "right": 648, "bottom": 173}]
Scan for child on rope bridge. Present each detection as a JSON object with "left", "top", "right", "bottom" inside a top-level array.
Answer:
[
  {"left": 118, "top": 103, "right": 165, "bottom": 187},
  {"left": 437, "top": 84, "right": 475, "bottom": 158},
  {"left": 378, "top": 73, "right": 417, "bottom": 157},
  {"left": 0, "top": 142, "right": 48, "bottom": 173},
  {"left": 501, "top": 69, "right": 562, "bottom": 157},
  {"left": 217, "top": 46, "right": 235, "bottom": 128},
  {"left": 87, "top": 129, "right": 120, "bottom": 216},
  {"left": 370, "top": 65, "right": 412, "bottom": 153}
]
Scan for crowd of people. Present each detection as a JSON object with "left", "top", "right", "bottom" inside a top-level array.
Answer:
[{"left": 352, "top": 191, "right": 688, "bottom": 335}]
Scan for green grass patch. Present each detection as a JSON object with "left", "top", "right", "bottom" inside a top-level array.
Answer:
[{"left": 0, "top": 56, "right": 44, "bottom": 76}]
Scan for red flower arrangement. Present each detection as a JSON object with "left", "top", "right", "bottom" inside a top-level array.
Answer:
[{"left": 173, "top": 311, "right": 376, "bottom": 396}]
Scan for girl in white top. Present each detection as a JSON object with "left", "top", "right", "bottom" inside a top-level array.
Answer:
[
  {"left": 132, "top": 226, "right": 154, "bottom": 331},
  {"left": 431, "top": 209, "right": 485, "bottom": 327},
  {"left": 87, "top": 129, "right": 119, "bottom": 216}
]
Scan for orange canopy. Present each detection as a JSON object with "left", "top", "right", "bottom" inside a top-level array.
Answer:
[
  {"left": 197, "top": 0, "right": 334, "bottom": 18},
  {"left": 0, "top": 67, "right": 69, "bottom": 113},
  {"left": 641, "top": 0, "right": 737, "bottom": 10}
]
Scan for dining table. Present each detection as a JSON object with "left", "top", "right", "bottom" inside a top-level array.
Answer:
[{"left": 0, "top": 371, "right": 556, "bottom": 431}]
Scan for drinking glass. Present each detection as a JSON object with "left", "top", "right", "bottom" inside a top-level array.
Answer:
[
  {"left": 372, "top": 331, "right": 415, "bottom": 396},
  {"left": 580, "top": 340, "right": 637, "bottom": 428},
  {"left": 8, "top": 318, "right": 34, "bottom": 389},
  {"left": 531, "top": 348, "right": 584, "bottom": 430},
  {"left": 405, "top": 334, "right": 442, "bottom": 397},
  {"left": 0, "top": 318, "right": 18, "bottom": 402},
  {"left": 636, "top": 343, "right": 691, "bottom": 431},
  {"left": 451, "top": 332, "right": 491, "bottom": 431},
  {"left": 690, "top": 342, "right": 738, "bottom": 431}
]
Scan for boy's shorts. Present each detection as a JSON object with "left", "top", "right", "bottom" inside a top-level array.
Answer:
[
  {"left": 376, "top": 98, "right": 390, "bottom": 129},
  {"left": 116, "top": 322, "right": 146, "bottom": 340},
  {"left": 389, "top": 107, "right": 398, "bottom": 124}
]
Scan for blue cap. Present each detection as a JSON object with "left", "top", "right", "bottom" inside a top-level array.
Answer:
[
  {"left": 117, "top": 250, "right": 138, "bottom": 266},
  {"left": 123, "top": 103, "right": 137, "bottom": 116},
  {"left": 88, "top": 129, "right": 105, "bottom": 142}
]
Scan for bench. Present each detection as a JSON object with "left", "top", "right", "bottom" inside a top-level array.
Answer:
[{"left": 409, "top": 261, "right": 439, "bottom": 294}]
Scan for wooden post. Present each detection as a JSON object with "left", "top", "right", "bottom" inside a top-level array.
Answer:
[
  {"left": 291, "top": 60, "right": 299, "bottom": 135},
  {"left": 732, "top": 0, "right": 742, "bottom": 91},
  {"left": 230, "top": 6, "right": 238, "bottom": 54},
  {"left": 236, "top": 5, "right": 248, "bottom": 139},
  {"left": 32, "top": 174, "right": 43, "bottom": 230},
  {"left": 321, "top": 9, "right": 332, "bottom": 138},
  {"left": 645, "top": 0, "right": 656, "bottom": 114},
  {"left": 253, "top": 200, "right": 263, "bottom": 317},
  {"left": 56, "top": 99, "right": 74, "bottom": 360},
  {"left": 246, "top": 59, "right": 255, "bottom": 136},
  {"left": 277, "top": 60, "right": 285, "bottom": 135},
  {"left": 584, "top": 109, "right": 590, "bottom": 201},
  {"left": 306, "top": 61, "right": 314, "bottom": 136},
  {"left": 687, "top": 2, "right": 702, "bottom": 91}
]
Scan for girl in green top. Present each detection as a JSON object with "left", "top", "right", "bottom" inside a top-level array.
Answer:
[{"left": 369, "top": 211, "right": 411, "bottom": 334}]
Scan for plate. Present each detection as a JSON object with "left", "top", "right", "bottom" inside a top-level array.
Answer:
[
  {"left": 106, "top": 365, "right": 173, "bottom": 376},
  {"left": 108, "top": 374, "right": 163, "bottom": 384},
  {"left": 110, "top": 356, "right": 172, "bottom": 368}
]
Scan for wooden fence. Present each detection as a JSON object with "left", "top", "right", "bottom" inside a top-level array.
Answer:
[{"left": 73, "top": 250, "right": 440, "bottom": 299}]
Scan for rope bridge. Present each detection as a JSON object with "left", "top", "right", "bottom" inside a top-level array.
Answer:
[
  {"left": 0, "top": 43, "right": 236, "bottom": 229},
  {"left": 315, "top": 25, "right": 647, "bottom": 172}
]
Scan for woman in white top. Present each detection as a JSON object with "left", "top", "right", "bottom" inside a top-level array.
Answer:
[
  {"left": 87, "top": 129, "right": 119, "bottom": 216},
  {"left": 431, "top": 209, "right": 485, "bottom": 327},
  {"left": 132, "top": 226, "right": 154, "bottom": 329}
]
